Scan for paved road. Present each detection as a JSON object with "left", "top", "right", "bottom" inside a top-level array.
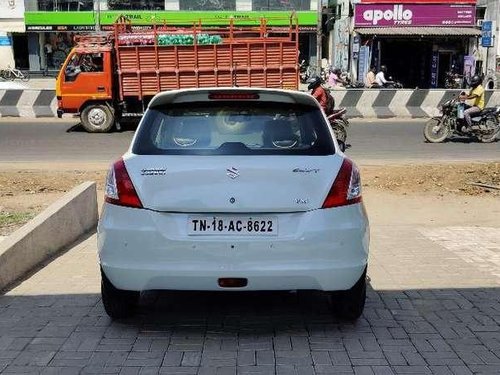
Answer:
[
  {"left": 0, "top": 119, "right": 498, "bottom": 165},
  {"left": 1, "top": 197, "right": 500, "bottom": 374}
]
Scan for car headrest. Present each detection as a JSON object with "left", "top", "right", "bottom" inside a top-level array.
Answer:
[
  {"left": 263, "top": 119, "right": 298, "bottom": 149},
  {"left": 173, "top": 118, "right": 211, "bottom": 147}
]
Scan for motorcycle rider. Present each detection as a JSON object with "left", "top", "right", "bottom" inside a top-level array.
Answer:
[
  {"left": 307, "top": 76, "right": 329, "bottom": 113},
  {"left": 328, "top": 68, "right": 347, "bottom": 88},
  {"left": 375, "top": 65, "right": 394, "bottom": 88},
  {"left": 460, "top": 74, "right": 485, "bottom": 132}
]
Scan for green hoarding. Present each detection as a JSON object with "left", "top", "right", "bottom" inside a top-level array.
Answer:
[{"left": 25, "top": 11, "right": 317, "bottom": 29}]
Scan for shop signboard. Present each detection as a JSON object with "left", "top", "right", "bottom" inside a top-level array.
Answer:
[
  {"left": 356, "top": 0, "right": 475, "bottom": 3},
  {"left": 354, "top": 4, "right": 475, "bottom": 27},
  {"left": 481, "top": 21, "right": 493, "bottom": 48},
  {"left": 358, "top": 45, "right": 369, "bottom": 85},
  {"left": 25, "top": 10, "right": 317, "bottom": 30},
  {"left": 0, "top": 36, "right": 12, "bottom": 46},
  {"left": 430, "top": 51, "right": 438, "bottom": 88}
]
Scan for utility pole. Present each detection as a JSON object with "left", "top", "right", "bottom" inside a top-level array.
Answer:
[
  {"left": 95, "top": 0, "right": 101, "bottom": 32},
  {"left": 316, "top": 0, "right": 322, "bottom": 74}
]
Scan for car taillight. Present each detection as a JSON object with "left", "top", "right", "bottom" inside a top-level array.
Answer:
[
  {"left": 322, "top": 158, "right": 362, "bottom": 208},
  {"left": 105, "top": 159, "right": 143, "bottom": 209}
]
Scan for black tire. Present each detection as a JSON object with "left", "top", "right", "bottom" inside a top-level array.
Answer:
[
  {"left": 81, "top": 104, "right": 115, "bottom": 133},
  {"left": 3, "top": 70, "right": 13, "bottom": 81},
  {"left": 330, "top": 268, "right": 367, "bottom": 321},
  {"left": 101, "top": 269, "right": 139, "bottom": 319},
  {"left": 21, "top": 71, "right": 30, "bottom": 82},
  {"left": 423, "top": 117, "right": 449, "bottom": 143},
  {"left": 479, "top": 117, "right": 500, "bottom": 143},
  {"left": 331, "top": 122, "right": 347, "bottom": 143}
]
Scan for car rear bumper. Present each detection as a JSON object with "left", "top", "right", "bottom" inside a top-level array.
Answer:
[{"left": 98, "top": 203, "right": 369, "bottom": 292}]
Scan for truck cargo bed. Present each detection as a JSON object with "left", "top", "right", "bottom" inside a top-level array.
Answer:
[{"left": 114, "top": 19, "right": 299, "bottom": 99}]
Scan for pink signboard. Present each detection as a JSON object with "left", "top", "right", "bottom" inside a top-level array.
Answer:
[{"left": 354, "top": 4, "right": 475, "bottom": 27}]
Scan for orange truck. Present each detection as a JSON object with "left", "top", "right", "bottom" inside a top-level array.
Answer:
[{"left": 56, "top": 16, "right": 299, "bottom": 132}]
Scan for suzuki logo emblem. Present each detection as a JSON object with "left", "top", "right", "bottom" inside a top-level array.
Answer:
[{"left": 226, "top": 167, "right": 239, "bottom": 179}]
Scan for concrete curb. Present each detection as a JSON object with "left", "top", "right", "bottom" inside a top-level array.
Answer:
[
  {"left": 331, "top": 89, "right": 500, "bottom": 119},
  {"left": 0, "top": 181, "right": 98, "bottom": 291},
  {"left": 0, "top": 88, "right": 499, "bottom": 119},
  {"left": 0, "top": 89, "right": 57, "bottom": 118}
]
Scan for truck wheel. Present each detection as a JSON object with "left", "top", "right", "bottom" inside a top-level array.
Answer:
[{"left": 81, "top": 104, "right": 115, "bottom": 133}]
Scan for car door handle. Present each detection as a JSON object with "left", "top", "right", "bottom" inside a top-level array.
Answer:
[{"left": 97, "top": 86, "right": 105, "bottom": 92}]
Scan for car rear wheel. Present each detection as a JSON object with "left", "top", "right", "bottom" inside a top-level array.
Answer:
[
  {"left": 330, "top": 267, "right": 367, "bottom": 321},
  {"left": 101, "top": 269, "right": 139, "bottom": 319}
]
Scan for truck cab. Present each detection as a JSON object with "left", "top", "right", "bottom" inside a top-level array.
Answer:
[{"left": 56, "top": 38, "right": 116, "bottom": 132}]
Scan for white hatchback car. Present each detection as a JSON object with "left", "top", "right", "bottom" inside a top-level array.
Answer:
[{"left": 98, "top": 88, "right": 369, "bottom": 320}]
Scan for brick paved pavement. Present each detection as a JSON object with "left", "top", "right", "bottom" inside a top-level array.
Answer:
[{"left": 1, "top": 223, "right": 500, "bottom": 374}]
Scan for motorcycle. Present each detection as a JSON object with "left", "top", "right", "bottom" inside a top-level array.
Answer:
[
  {"left": 369, "top": 77, "right": 403, "bottom": 89},
  {"left": 343, "top": 75, "right": 365, "bottom": 89},
  {"left": 423, "top": 95, "right": 500, "bottom": 143},
  {"left": 384, "top": 76, "right": 403, "bottom": 89},
  {"left": 327, "top": 108, "right": 349, "bottom": 151},
  {"left": 444, "top": 71, "right": 463, "bottom": 89}
]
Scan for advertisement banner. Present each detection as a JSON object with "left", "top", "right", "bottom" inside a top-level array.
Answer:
[
  {"left": 430, "top": 51, "right": 438, "bottom": 88},
  {"left": 481, "top": 21, "right": 493, "bottom": 48},
  {"left": 357, "top": 0, "right": 475, "bottom": 3},
  {"left": 25, "top": 11, "right": 317, "bottom": 28},
  {"left": 463, "top": 55, "right": 475, "bottom": 81},
  {"left": 354, "top": 4, "right": 475, "bottom": 27},
  {"left": 0, "top": 36, "right": 12, "bottom": 46}
]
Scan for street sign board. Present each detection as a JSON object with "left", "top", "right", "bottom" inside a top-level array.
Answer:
[{"left": 481, "top": 20, "right": 493, "bottom": 48}]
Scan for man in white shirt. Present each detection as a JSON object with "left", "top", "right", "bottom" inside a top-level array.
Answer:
[
  {"left": 375, "top": 65, "right": 393, "bottom": 87},
  {"left": 375, "top": 65, "right": 394, "bottom": 87}
]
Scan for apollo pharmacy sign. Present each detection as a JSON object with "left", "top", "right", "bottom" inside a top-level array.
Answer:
[{"left": 354, "top": 4, "right": 475, "bottom": 27}]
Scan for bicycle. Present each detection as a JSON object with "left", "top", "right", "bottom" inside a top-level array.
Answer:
[{"left": 0, "top": 66, "right": 30, "bottom": 82}]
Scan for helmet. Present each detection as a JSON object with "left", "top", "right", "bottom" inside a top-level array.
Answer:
[
  {"left": 307, "top": 76, "right": 322, "bottom": 90},
  {"left": 469, "top": 75, "right": 481, "bottom": 87},
  {"left": 380, "top": 65, "right": 387, "bottom": 72}
]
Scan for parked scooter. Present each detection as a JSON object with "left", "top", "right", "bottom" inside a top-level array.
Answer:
[
  {"left": 423, "top": 95, "right": 500, "bottom": 143},
  {"left": 444, "top": 71, "right": 463, "bottom": 89}
]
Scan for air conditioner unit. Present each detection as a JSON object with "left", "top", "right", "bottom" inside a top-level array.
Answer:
[{"left": 477, "top": 19, "right": 484, "bottom": 27}]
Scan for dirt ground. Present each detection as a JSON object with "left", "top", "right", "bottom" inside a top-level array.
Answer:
[{"left": 0, "top": 162, "right": 499, "bottom": 236}]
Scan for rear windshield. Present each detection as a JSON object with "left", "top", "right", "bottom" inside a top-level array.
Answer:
[{"left": 132, "top": 101, "right": 334, "bottom": 156}]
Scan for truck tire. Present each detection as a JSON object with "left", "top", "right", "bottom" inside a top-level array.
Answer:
[{"left": 81, "top": 104, "right": 115, "bottom": 133}]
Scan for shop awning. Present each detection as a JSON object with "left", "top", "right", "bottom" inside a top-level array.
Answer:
[{"left": 354, "top": 27, "right": 481, "bottom": 37}]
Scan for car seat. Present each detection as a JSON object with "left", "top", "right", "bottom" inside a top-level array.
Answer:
[
  {"left": 172, "top": 118, "right": 211, "bottom": 147},
  {"left": 262, "top": 119, "right": 299, "bottom": 149}
]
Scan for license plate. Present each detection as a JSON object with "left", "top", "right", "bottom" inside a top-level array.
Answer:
[{"left": 188, "top": 216, "right": 278, "bottom": 236}]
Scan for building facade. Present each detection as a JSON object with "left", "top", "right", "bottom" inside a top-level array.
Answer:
[
  {"left": 351, "top": 0, "right": 480, "bottom": 89},
  {"left": 477, "top": 0, "right": 499, "bottom": 89},
  {"left": 20, "top": 0, "right": 319, "bottom": 72},
  {"left": 0, "top": 0, "right": 26, "bottom": 70}
]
